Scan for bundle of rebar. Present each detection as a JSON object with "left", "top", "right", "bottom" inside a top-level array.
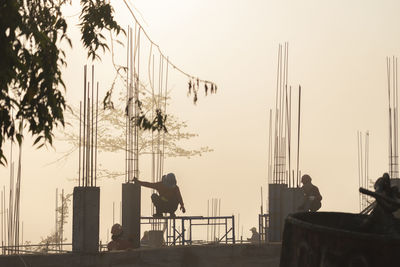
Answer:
[
  {"left": 387, "top": 56, "right": 399, "bottom": 179},
  {"left": 267, "top": 43, "right": 302, "bottom": 188},
  {"left": 78, "top": 65, "right": 99, "bottom": 187}
]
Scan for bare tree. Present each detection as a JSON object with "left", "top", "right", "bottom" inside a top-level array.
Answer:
[{"left": 55, "top": 90, "right": 212, "bottom": 179}]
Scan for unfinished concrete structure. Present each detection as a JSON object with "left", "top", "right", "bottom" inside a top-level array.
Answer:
[
  {"left": 0, "top": 243, "right": 281, "bottom": 267},
  {"left": 72, "top": 187, "right": 100, "bottom": 253},
  {"left": 72, "top": 65, "right": 100, "bottom": 253},
  {"left": 122, "top": 183, "right": 141, "bottom": 248},
  {"left": 265, "top": 43, "right": 305, "bottom": 242},
  {"left": 268, "top": 184, "right": 303, "bottom": 242}
]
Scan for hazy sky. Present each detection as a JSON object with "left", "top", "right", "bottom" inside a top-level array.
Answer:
[{"left": 1, "top": 0, "right": 400, "bottom": 244}]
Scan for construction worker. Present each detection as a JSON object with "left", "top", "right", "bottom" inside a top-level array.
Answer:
[
  {"left": 298, "top": 174, "right": 322, "bottom": 212},
  {"left": 140, "top": 231, "right": 150, "bottom": 246},
  {"left": 361, "top": 173, "right": 400, "bottom": 232},
  {"left": 247, "top": 227, "right": 260, "bottom": 243},
  {"left": 107, "top": 223, "right": 133, "bottom": 251},
  {"left": 133, "top": 173, "right": 186, "bottom": 218}
]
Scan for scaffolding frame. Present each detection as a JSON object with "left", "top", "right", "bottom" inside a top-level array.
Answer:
[
  {"left": 258, "top": 214, "right": 269, "bottom": 243},
  {"left": 141, "top": 216, "right": 236, "bottom": 246}
]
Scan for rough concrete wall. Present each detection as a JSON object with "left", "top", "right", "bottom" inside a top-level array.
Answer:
[
  {"left": 73, "top": 187, "right": 100, "bottom": 253},
  {"left": 122, "top": 183, "right": 141, "bottom": 249},
  {"left": 0, "top": 243, "right": 281, "bottom": 267}
]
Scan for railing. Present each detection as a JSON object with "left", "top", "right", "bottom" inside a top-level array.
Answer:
[
  {"left": 0, "top": 216, "right": 237, "bottom": 255},
  {"left": 141, "top": 215, "right": 236, "bottom": 246},
  {"left": 0, "top": 243, "right": 73, "bottom": 255}
]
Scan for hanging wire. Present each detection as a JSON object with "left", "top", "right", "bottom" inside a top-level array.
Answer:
[{"left": 122, "top": 0, "right": 216, "bottom": 85}]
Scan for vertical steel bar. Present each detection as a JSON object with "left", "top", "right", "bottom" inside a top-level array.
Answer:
[
  {"left": 181, "top": 219, "right": 185, "bottom": 246},
  {"left": 388, "top": 57, "right": 393, "bottom": 177},
  {"left": 79, "top": 102, "right": 82, "bottom": 187},
  {"left": 125, "top": 27, "right": 129, "bottom": 184},
  {"left": 357, "top": 131, "right": 362, "bottom": 211},
  {"left": 55, "top": 188, "right": 58, "bottom": 249},
  {"left": 83, "top": 66, "right": 87, "bottom": 187},
  {"left": 231, "top": 215, "right": 235, "bottom": 244},
  {"left": 95, "top": 83, "right": 99, "bottom": 186},
  {"left": 268, "top": 109, "right": 272, "bottom": 184},
  {"left": 273, "top": 45, "right": 281, "bottom": 184},
  {"left": 207, "top": 199, "right": 209, "bottom": 242},
  {"left": 218, "top": 199, "right": 221, "bottom": 241},
  {"left": 91, "top": 65, "right": 94, "bottom": 187},
  {"left": 296, "top": 85, "right": 302, "bottom": 186},
  {"left": 61, "top": 189, "right": 64, "bottom": 251},
  {"left": 86, "top": 90, "right": 90, "bottom": 186}
]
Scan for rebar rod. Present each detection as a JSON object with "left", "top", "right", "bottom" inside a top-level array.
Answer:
[
  {"left": 95, "top": 83, "right": 98, "bottom": 186},
  {"left": 296, "top": 85, "right": 302, "bottom": 187},
  {"left": 357, "top": 132, "right": 361, "bottom": 211},
  {"left": 91, "top": 66, "right": 94, "bottom": 186},
  {"left": 79, "top": 102, "right": 82, "bottom": 187},
  {"left": 86, "top": 91, "right": 90, "bottom": 186},
  {"left": 83, "top": 66, "right": 87, "bottom": 187},
  {"left": 387, "top": 57, "right": 393, "bottom": 177},
  {"left": 125, "top": 27, "right": 129, "bottom": 184},
  {"left": 268, "top": 109, "right": 273, "bottom": 184},
  {"left": 273, "top": 45, "right": 281, "bottom": 184},
  {"left": 55, "top": 188, "right": 58, "bottom": 248}
]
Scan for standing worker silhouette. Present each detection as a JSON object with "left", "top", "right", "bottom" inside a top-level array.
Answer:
[
  {"left": 298, "top": 174, "right": 322, "bottom": 212},
  {"left": 134, "top": 173, "right": 186, "bottom": 217}
]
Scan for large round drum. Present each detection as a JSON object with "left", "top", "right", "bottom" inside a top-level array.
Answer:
[{"left": 280, "top": 212, "right": 400, "bottom": 267}]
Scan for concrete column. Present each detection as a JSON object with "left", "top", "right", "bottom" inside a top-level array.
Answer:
[
  {"left": 122, "top": 183, "right": 141, "bottom": 248},
  {"left": 268, "top": 183, "right": 287, "bottom": 242},
  {"left": 72, "top": 186, "right": 100, "bottom": 253},
  {"left": 391, "top": 178, "right": 400, "bottom": 188}
]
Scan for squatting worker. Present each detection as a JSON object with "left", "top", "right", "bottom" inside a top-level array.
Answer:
[
  {"left": 134, "top": 173, "right": 185, "bottom": 217},
  {"left": 298, "top": 174, "right": 322, "bottom": 212}
]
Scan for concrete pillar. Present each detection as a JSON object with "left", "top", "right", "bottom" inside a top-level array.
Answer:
[
  {"left": 268, "top": 183, "right": 286, "bottom": 242},
  {"left": 391, "top": 178, "right": 400, "bottom": 188},
  {"left": 72, "top": 186, "right": 100, "bottom": 253},
  {"left": 122, "top": 183, "right": 141, "bottom": 248}
]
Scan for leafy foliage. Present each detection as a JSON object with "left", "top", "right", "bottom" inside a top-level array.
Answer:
[
  {"left": 79, "top": 0, "right": 125, "bottom": 60},
  {"left": 0, "top": 0, "right": 123, "bottom": 166}
]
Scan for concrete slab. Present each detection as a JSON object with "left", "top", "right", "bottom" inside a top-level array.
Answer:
[{"left": 0, "top": 243, "right": 281, "bottom": 267}]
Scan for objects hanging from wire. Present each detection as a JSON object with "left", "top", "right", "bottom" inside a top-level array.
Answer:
[
  {"left": 122, "top": 0, "right": 218, "bottom": 106},
  {"left": 187, "top": 79, "right": 217, "bottom": 104}
]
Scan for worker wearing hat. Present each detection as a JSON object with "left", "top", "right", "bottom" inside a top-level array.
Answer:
[
  {"left": 134, "top": 173, "right": 185, "bottom": 218},
  {"left": 248, "top": 227, "right": 260, "bottom": 243},
  {"left": 107, "top": 223, "right": 133, "bottom": 251},
  {"left": 298, "top": 174, "right": 322, "bottom": 212}
]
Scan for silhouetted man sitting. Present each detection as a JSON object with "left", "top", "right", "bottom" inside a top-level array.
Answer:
[
  {"left": 298, "top": 174, "right": 322, "bottom": 212},
  {"left": 107, "top": 223, "right": 133, "bottom": 251},
  {"left": 134, "top": 173, "right": 186, "bottom": 217}
]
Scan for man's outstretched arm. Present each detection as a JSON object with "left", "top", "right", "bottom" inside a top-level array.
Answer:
[{"left": 133, "top": 177, "right": 161, "bottom": 190}]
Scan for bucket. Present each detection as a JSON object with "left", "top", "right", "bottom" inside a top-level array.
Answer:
[
  {"left": 280, "top": 212, "right": 400, "bottom": 267},
  {"left": 148, "top": 230, "right": 164, "bottom": 247}
]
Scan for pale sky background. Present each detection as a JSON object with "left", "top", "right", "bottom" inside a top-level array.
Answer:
[{"left": 1, "top": 0, "right": 400, "bottom": 244}]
